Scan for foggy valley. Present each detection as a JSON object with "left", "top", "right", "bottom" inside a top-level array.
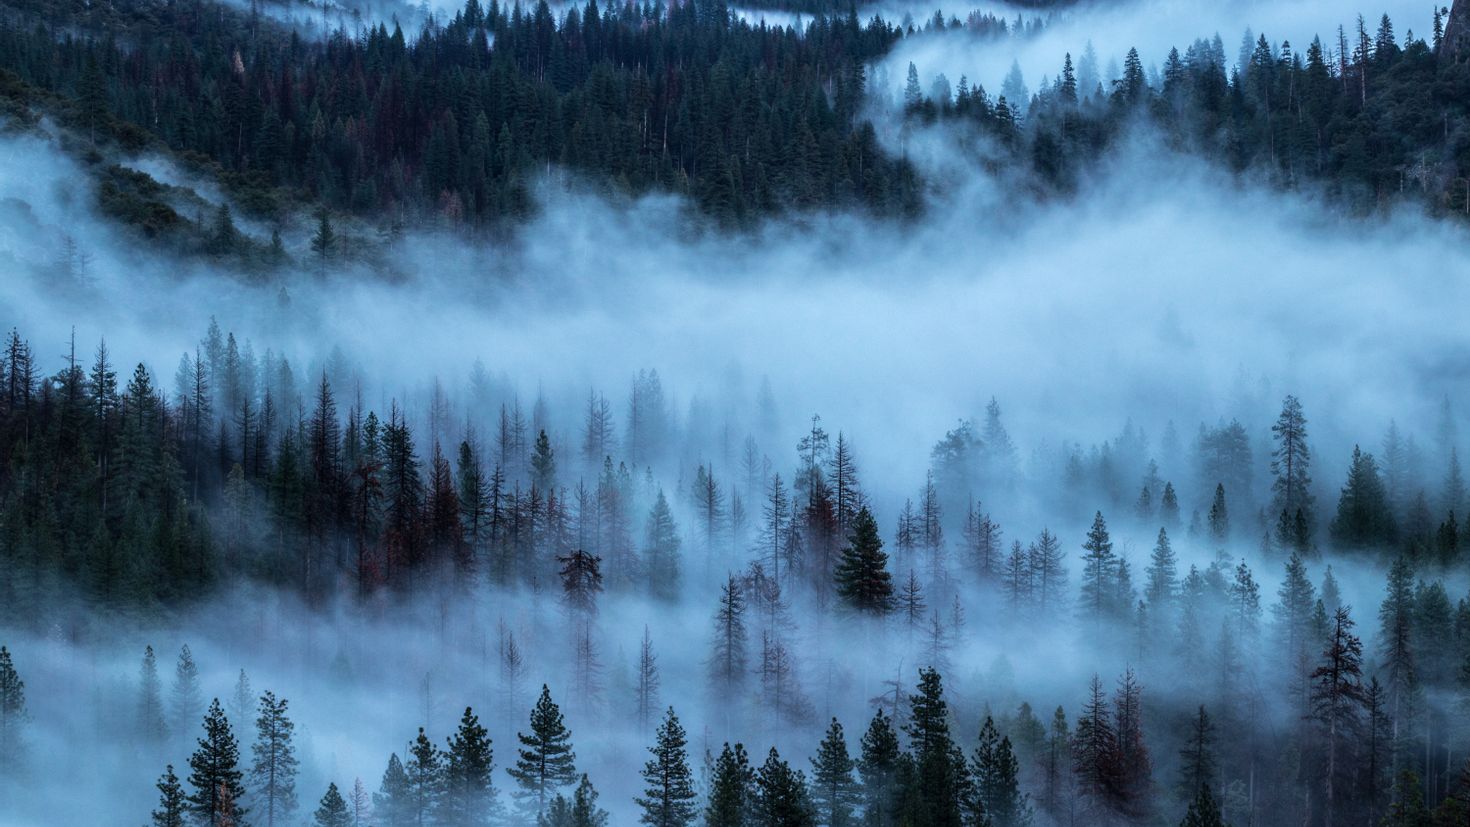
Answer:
[{"left": 1, "top": 0, "right": 1470, "bottom": 825}]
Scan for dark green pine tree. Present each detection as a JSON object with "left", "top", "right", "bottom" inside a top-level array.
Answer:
[
  {"left": 636, "top": 707, "right": 698, "bottom": 827},
  {"left": 541, "top": 774, "right": 610, "bottom": 827},
  {"left": 406, "top": 727, "right": 443, "bottom": 825},
  {"left": 139, "top": 645, "right": 167, "bottom": 744},
  {"left": 252, "top": 690, "right": 299, "bottom": 827},
  {"left": 810, "top": 718, "right": 859, "bottom": 827},
  {"left": 858, "top": 710, "right": 901, "bottom": 827},
  {"left": 644, "top": 490, "right": 683, "bottom": 602},
  {"left": 373, "top": 753, "right": 413, "bottom": 827},
  {"left": 904, "top": 667, "right": 968, "bottom": 827},
  {"left": 1176, "top": 705, "right": 1215, "bottom": 801},
  {"left": 532, "top": 429, "right": 556, "bottom": 491},
  {"left": 186, "top": 699, "right": 247, "bottom": 827},
  {"left": 1179, "top": 784, "right": 1226, "bottom": 827},
  {"left": 1079, "top": 512, "right": 1116, "bottom": 626},
  {"left": 443, "top": 706, "right": 498, "bottom": 824},
  {"left": 972, "top": 715, "right": 1026, "bottom": 827},
  {"left": 706, "top": 743, "right": 755, "bottom": 827},
  {"left": 310, "top": 208, "right": 336, "bottom": 275},
  {"left": 313, "top": 782, "right": 351, "bottom": 827},
  {"left": 151, "top": 764, "right": 188, "bottom": 827},
  {"left": 1330, "top": 445, "right": 1397, "bottom": 549},
  {"left": 1207, "top": 485, "right": 1229, "bottom": 543},
  {"left": 833, "top": 507, "right": 895, "bottom": 615},
  {"left": 0, "top": 645, "right": 26, "bottom": 771},
  {"left": 753, "top": 747, "right": 816, "bottom": 826},
  {"left": 509, "top": 685, "right": 578, "bottom": 815}
]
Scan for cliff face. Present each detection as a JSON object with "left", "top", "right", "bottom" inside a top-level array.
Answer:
[{"left": 1444, "top": 0, "right": 1470, "bottom": 64}]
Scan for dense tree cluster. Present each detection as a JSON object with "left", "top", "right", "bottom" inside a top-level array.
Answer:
[
  {"left": 0, "top": 0, "right": 918, "bottom": 237},
  {"left": 906, "top": 8, "right": 1470, "bottom": 213}
]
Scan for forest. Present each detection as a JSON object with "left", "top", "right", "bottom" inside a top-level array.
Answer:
[{"left": 2, "top": 0, "right": 1470, "bottom": 825}]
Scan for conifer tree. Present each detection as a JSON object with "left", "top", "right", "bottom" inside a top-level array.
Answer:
[
  {"left": 172, "top": 645, "right": 203, "bottom": 737},
  {"left": 858, "top": 710, "right": 901, "bottom": 827},
  {"left": 810, "top": 718, "right": 859, "bottom": 827},
  {"left": 443, "top": 706, "right": 497, "bottom": 824},
  {"left": 1179, "top": 784, "right": 1226, "bottom": 827},
  {"left": 905, "top": 668, "right": 967, "bottom": 827},
  {"left": 710, "top": 575, "right": 748, "bottom": 697},
  {"left": 406, "top": 728, "right": 443, "bottom": 824},
  {"left": 1207, "top": 484, "right": 1229, "bottom": 543},
  {"left": 1080, "top": 512, "right": 1116, "bottom": 626},
  {"left": 0, "top": 645, "right": 25, "bottom": 771},
  {"left": 510, "top": 685, "right": 578, "bottom": 815},
  {"left": 1310, "top": 607, "right": 1367, "bottom": 827},
  {"left": 139, "top": 645, "right": 167, "bottom": 743},
  {"left": 373, "top": 753, "right": 412, "bottom": 827},
  {"left": 152, "top": 764, "right": 188, "bottom": 827},
  {"left": 833, "top": 507, "right": 895, "bottom": 615},
  {"left": 314, "top": 782, "right": 351, "bottom": 827},
  {"left": 1330, "top": 446, "right": 1397, "bottom": 549},
  {"left": 186, "top": 699, "right": 247, "bottom": 827},
  {"left": 645, "top": 490, "right": 682, "bottom": 601},
  {"left": 972, "top": 715, "right": 1027, "bottom": 827},
  {"left": 252, "top": 690, "right": 299, "bottom": 827},
  {"left": 636, "top": 708, "right": 698, "bottom": 827},
  {"left": 753, "top": 748, "right": 816, "bottom": 826},
  {"left": 1177, "top": 705, "right": 1215, "bottom": 801},
  {"left": 707, "top": 743, "right": 755, "bottom": 827},
  {"left": 635, "top": 627, "right": 661, "bottom": 732}
]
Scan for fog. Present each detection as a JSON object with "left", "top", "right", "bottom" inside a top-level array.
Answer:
[{"left": 1, "top": 0, "right": 1468, "bottom": 823}]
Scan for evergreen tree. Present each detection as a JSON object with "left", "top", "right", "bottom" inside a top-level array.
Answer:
[
  {"left": 905, "top": 667, "right": 967, "bottom": 827},
  {"left": 172, "top": 645, "right": 203, "bottom": 737},
  {"left": 810, "top": 718, "right": 859, "bottom": 827},
  {"left": 1179, "top": 784, "right": 1226, "bottom": 827},
  {"left": 373, "top": 753, "right": 413, "bottom": 827},
  {"left": 858, "top": 710, "right": 901, "bottom": 827},
  {"left": 1330, "top": 446, "right": 1397, "bottom": 549},
  {"left": 0, "top": 645, "right": 25, "bottom": 771},
  {"left": 443, "top": 706, "right": 497, "bottom": 824},
  {"left": 972, "top": 715, "right": 1027, "bottom": 827},
  {"left": 152, "top": 764, "right": 188, "bottom": 827},
  {"left": 833, "top": 507, "right": 895, "bottom": 615},
  {"left": 314, "top": 782, "right": 351, "bottom": 827},
  {"left": 1177, "top": 705, "right": 1214, "bottom": 800},
  {"left": 1207, "top": 484, "right": 1229, "bottom": 543},
  {"left": 1080, "top": 512, "right": 1116, "bottom": 626},
  {"left": 509, "top": 685, "right": 578, "bottom": 815},
  {"left": 753, "top": 748, "right": 815, "bottom": 827},
  {"left": 707, "top": 743, "right": 755, "bottom": 827},
  {"left": 635, "top": 708, "right": 698, "bottom": 827},
  {"left": 1309, "top": 607, "right": 1367, "bottom": 827},
  {"left": 251, "top": 690, "right": 299, "bottom": 827},
  {"left": 645, "top": 490, "right": 682, "bottom": 601},
  {"left": 406, "top": 727, "right": 443, "bottom": 824},
  {"left": 139, "top": 645, "right": 167, "bottom": 743},
  {"left": 710, "top": 574, "right": 748, "bottom": 697},
  {"left": 186, "top": 699, "right": 247, "bottom": 827}
]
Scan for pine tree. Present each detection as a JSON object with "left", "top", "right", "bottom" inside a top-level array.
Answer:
[
  {"left": 710, "top": 574, "right": 748, "bottom": 697},
  {"left": 1207, "top": 484, "right": 1229, "bottom": 543},
  {"left": 753, "top": 748, "right": 815, "bottom": 826},
  {"left": 373, "top": 753, "right": 412, "bottom": 827},
  {"left": 707, "top": 743, "right": 755, "bottom": 827},
  {"left": 443, "top": 706, "right": 497, "bottom": 824},
  {"left": 0, "top": 646, "right": 24, "bottom": 771},
  {"left": 1179, "top": 784, "right": 1226, "bottom": 827},
  {"left": 972, "top": 715, "right": 1027, "bottom": 827},
  {"left": 905, "top": 667, "right": 966, "bottom": 827},
  {"left": 251, "top": 690, "right": 299, "bottom": 826},
  {"left": 1071, "top": 674, "right": 1116, "bottom": 816},
  {"left": 644, "top": 490, "right": 683, "bottom": 600},
  {"left": 636, "top": 707, "right": 698, "bottom": 827},
  {"left": 1177, "top": 705, "right": 1214, "bottom": 800},
  {"left": 186, "top": 699, "right": 247, "bottom": 827},
  {"left": 859, "top": 710, "right": 901, "bottom": 827},
  {"left": 635, "top": 627, "right": 661, "bottom": 732},
  {"left": 833, "top": 507, "right": 895, "bottom": 615},
  {"left": 810, "top": 718, "right": 859, "bottom": 827},
  {"left": 1310, "top": 606, "right": 1367, "bottom": 827},
  {"left": 510, "top": 685, "right": 578, "bottom": 814},
  {"left": 1160, "top": 482, "right": 1181, "bottom": 529},
  {"left": 406, "top": 727, "right": 443, "bottom": 824},
  {"left": 172, "top": 645, "right": 203, "bottom": 736},
  {"left": 1271, "top": 395, "right": 1314, "bottom": 535},
  {"left": 1145, "top": 528, "right": 1178, "bottom": 617},
  {"left": 1080, "top": 512, "right": 1116, "bottom": 626},
  {"left": 139, "top": 645, "right": 167, "bottom": 743},
  {"left": 152, "top": 764, "right": 188, "bottom": 827},
  {"left": 1330, "top": 445, "right": 1397, "bottom": 549},
  {"left": 314, "top": 782, "right": 351, "bottom": 827}
]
